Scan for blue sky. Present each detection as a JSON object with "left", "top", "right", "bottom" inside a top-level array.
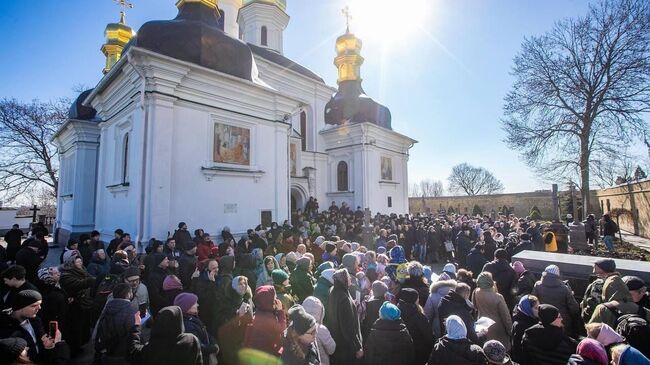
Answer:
[{"left": 0, "top": 0, "right": 614, "bottom": 193}]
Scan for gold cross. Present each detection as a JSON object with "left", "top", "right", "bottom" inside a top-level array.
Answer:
[
  {"left": 114, "top": 0, "right": 134, "bottom": 23},
  {"left": 342, "top": 5, "right": 352, "bottom": 33}
]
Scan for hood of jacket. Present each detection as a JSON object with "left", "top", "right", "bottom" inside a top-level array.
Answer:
[
  {"left": 151, "top": 306, "right": 184, "bottom": 340},
  {"left": 603, "top": 275, "right": 633, "bottom": 303},
  {"left": 219, "top": 255, "right": 235, "bottom": 275},
  {"left": 341, "top": 253, "right": 358, "bottom": 274},
  {"left": 302, "top": 296, "right": 324, "bottom": 323},
  {"left": 430, "top": 279, "right": 457, "bottom": 294}
]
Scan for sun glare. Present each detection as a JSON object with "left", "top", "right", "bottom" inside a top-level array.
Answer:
[{"left": 348, "top": 0, "right": 428, "bottom": 43}]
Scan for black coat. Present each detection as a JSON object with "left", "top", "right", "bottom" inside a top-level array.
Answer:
[
  {"left": 401, "top": 277, "right": 430, "bottom": 307},
  {"left": 15, "top": 246, "right": 42, "bottom": 284},
  {"left": 4, "top": 228, "right": 23, "bottom": 261},
  {"left": 37, "top": 282, "right": 69, "bottom": 335},
  {"left": 178, "top": 253, "right": 198, "bottom": 290},
  {"left": 145, "top": 266, "right": 167, "bottom": 315},
  {"left": 182, "top": 313, "right": 218, "bottom": 363},
  {"left": 361, "top": 297, "right": 383, "bottom": 340},
  {"left": 466, "top": 248, "right": 487, "bottom": 276},
  {"left": 95, "top": 298, "right": 136, "bottom": 359},
  {"left": 521, "top": 324, "right": 577, "bottom": 365},
  {"left": 172, "top": 229, "right": 193, "bottom": 251},
  {"left": 398, "top": 301, "right": 434, "bottom": 365},
  {"left": 59, "top": 265, "right": 96, "bottom": 351},
  {"left": 191, "top": 274, "right": 220, "bottom": 338},
  {"left": 129, "top": 306, "right": 203, "bottom": 365},
  {"left": 482, "top": 260, "right": 517, "bottom": 308},
  {"left": 438, "top": 290, "right": 478, "bottom": 344},
  {"left": 428, "top": 336, "right": 487, "bottom": 365},
  {"left": 324, "top": 280, "right": 363, "bottom": 365},
  {"left": 364, "top": 319, "right": 414, "bottom": 365},
  {"left": 512, "top": 240, "right": 534, "bottom": 256},
  {"left": 0, "top": 280, "right": 38, "bottom": 310},
  {"left": 0, "top": 311, "right": 71, "bottom": 364},
  {"left": 510, "top": 309, "right": 537, "bottom": 364}
]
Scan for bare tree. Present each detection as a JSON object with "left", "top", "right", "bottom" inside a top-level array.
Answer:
[
  {"left": 591, "top": 149, "right": 638, "bottom": 188},
  {"left": 447, "top": 163, "right": 504, "bottom": 196},
  {"left": 502, "top": 0, "right": 650, "bottom": 218},
  {"left": 409, "top": 183, "right": 421, "bottom": 198},
  {"left": 419, "top": 179, "right": 444, "bottom": 197},
  {"left": 0, "top": 98, "right": 69, "bottom": 202}
]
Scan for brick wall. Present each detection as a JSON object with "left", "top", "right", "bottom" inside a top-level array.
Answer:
[{"left": 596, "top": 179, "right": 650, "bottom": 238}]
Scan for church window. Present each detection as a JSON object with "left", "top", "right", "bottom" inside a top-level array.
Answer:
[
  {"left": 122, "top": 133, "right": 129, "bottom": 184},
  {"left": 300, "top": 111, "right": 307, "bottom": 151},
  {"left": 388, "top": 196, "right": 392, "bottom": 208},
  {"left": 337, "top": 161, "right": 348, "bottom": 191},
  {"left": 261, "top": 26, "right": 268, "bottom": 46}
]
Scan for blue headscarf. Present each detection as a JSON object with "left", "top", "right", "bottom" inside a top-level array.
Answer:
[{"left": 517, "top": 295, "right": 535, "bottom": 318}]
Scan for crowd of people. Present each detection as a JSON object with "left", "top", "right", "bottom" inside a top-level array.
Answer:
[{"left": 0, "top": 203, "right": 649, "bottom": 365}]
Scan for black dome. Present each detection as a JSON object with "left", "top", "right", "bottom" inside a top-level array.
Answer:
[
  {"left": 68, "top": 89, "right": 97, "bottom": 120},
  {"left": 324, "top": 80, "right": 391, "bottom": 129},
  {"left": 132, "top": 3, "right": 254, "bottom": 81}
]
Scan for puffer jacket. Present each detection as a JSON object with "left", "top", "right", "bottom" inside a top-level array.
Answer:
[
  {"left": 531, "top": 272, "right": 579, "bottom": 331},
  {"left": 428, "top": 336, "right": 488, "bottom": 365},
  {"left": 364, "top": 319, "right": 415, "bottom": 365}
]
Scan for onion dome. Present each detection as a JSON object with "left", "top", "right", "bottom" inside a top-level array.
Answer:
[
  {"left": 324, "top": 29, "right": 391, "bottom": 129},
  {"left": 242, "top": 0, "right": 286, "bottom": 11},
  {"left": 101, "top": 12, "right": 135, "bottom": 74},
  {"left": 132, "top": 0, "right": 256, "bottom": 81},
  {"left": 68, "top": 89, "right": 97, "bottom": 121}
]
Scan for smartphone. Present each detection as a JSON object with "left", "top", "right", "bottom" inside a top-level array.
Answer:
[{"left": 48, "top": 321, "right": 58, "bottom": 338}]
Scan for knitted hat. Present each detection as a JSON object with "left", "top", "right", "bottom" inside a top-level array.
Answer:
[
  {"left": 379, "top": 301, "right": 401, "bottom": 321},
  {"left": 476, "top": 272, "right": 495, "bottom": 290},
  {"left": 173, "top": 292, "right": 198, "bottom": 314},
  {"left": 63, "top": 249, "right": 80, "bottom": 264},
  {"left": 538, "top": 304, "right": 560, "bottom": 325},
  {"left": 483, "top": 340, "right": 509, "bottom": 364},
  {"left": 594, "top": 258, "right": 616, "bottom": 273},
  {"left": 371, "top": 280, "right": 388, "bottom": 298},
  {"left": 623, "top": 276, "right": 646, "bottom": 291},
  {"left": 253, "top": 285, "right": 276, "bottom": 312},
  {"left": 0, "top": 337, "right": 27, "bottom": 362},
  {"left": 398, "top": 288, "right": 419, "bottom": 304},
  {"left": 12, "top": 289, "right": 42, "bottom": 311},
  {"left": 512, "top": 261, "right": 526, "bottom": 275},
  {"left": 285, "top": 252, "right": 298, "bottom": 263},
  {"left": 544, "top": 264, "right": 560, "bottom": 277},
  {"left": 163, "top": 275, "right": 183, "bottom": 291},
  {"left": 446, "top": 315, "right": 467, "bottom": 340},
  {"left": 123, "top": 266, "right": 141, "bottom": 279},
  {"left": 271, "top": 269, "right": 289, "bottom": 286},
  {"left": 320, "top": 268, "right": 336, "bottom": 284},
  {"left": 325, "top": 242, "right": 336, "bottom": 253},
  {"left": 288, "top": 304, "right": 316, "bottom": 335},
  {"left": 443, "top": 263, "right": 456, "bottom": 275},
  {"left": 576, "top": 338, "right": 608, "bottom": 365}
]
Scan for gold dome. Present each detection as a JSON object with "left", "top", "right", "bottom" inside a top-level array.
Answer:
[
  {"left": 175, "top": 0, "right": 218, "bottom": 9},
  {"left": 101, "top": 13, "right": 135, "bottom": 74},
  {"left": 334, "top": 31, "right": 363, "bottom": 83},
  {"left": 242, "top": 0, "right": 287, "bottom": 11}
]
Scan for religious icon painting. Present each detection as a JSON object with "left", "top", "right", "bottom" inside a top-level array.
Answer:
[
  {"left": 213, "top": 122, "right": 251, "bottom": 165},
  {"left": 381, "top": 156, "right": 392, "bottom": 180}
]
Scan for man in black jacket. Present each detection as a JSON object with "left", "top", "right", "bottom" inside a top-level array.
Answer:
[
  {"left": 4, "top": 224, "right": 23, "bottom": 263},
  {"left": 522, "top": 304, "right": 577, "bottom": 365},
  {"left": 95, "top": 283, "right": 137, "bottom": 364},
  {"left": 1, "top": 265, "right": 38, "bottom": 310},
  {"left": 15, "top": 240, "right": 43, "bottom": 284},
  {"left": 482, "top": 249, "right": 517, "bottom": 309},
  {"left": 145, "top": 254, "right": 170, "bottom": 316},
  {"left": 438, "top": 283, "right": 479, "bottom": 344},
  {"left": 178, "top": 241, "right": 198, "bottom": 290},
  {"left": 172, "top": 222, "right": 192, "bottom": 252}
]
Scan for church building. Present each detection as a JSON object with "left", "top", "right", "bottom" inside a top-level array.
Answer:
[{"left": 53, "top": 0, "right": 416, "bottom": 245}]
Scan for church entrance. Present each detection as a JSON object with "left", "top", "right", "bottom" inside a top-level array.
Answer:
[{"left": 290, "top": 186, "right": 306, "bottom": 213}]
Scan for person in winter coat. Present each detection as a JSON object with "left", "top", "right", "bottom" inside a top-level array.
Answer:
[
  {"left": 322, "top": 242, "right": 339, "bottom": 266},
  {"left": 341, "top": 253, "right": 361, "bottom": 299},
  {"left": 531, "top": 265, "right": 579, "bottom": 333},
  {"left": 291, "top": 257, "right": 315, "bottom": 303},
  {"left": 191, "top": 259, "right": 220, "bottom": 338},
  {"left": 15, "top": 240, "right": 42, "bottom": 285},
  {"left": 256, "top": 255, "right": 280, "bottom": 288},
  {"left": 482, "top": 249, "right": 517, "bottom": 310},
  {"left": 0, "top": 265, "right": 38, "bottom": 310},
  {"left": 161, "top": 274, "right": 184, "bottom": 308},
  {"left": 472, "top": 272, "right": 512, "bottom": 351},
  {"left": 303, "top": 296, "right": 336, "bottom": 365},
  {"left": 584, "top": 322, "right": 625, "bottom": 362},
  {"left": 87, "top": 249, "right": 111, "bottom": 278},
  {"left": 397, "top": 288, "right": 434, "bottom": 365},
  {"left": 145, "top": 253, "right": 170, "bottom": 316},
  {"left": 197, "top": 233, "right": 216, "bottom": 262},
  {"left": 35, "top": 266, "right": 68, "bottom": 335},
  {"left": 588, "top": 270, "right": 650, "bottom": 332},
  {"left": 364, "top": 301, "right": 415, "bottom": 365},
  {"left": 567, "top": 338, "right": 608, "bottom": 365},
  {"left": 424, "top": 274, "right": 457, "bottom": 339},
  {"left": 313, "top": 268, "right": 335, "bottom": 309},
  {"left": 244, "top": 285, "right": 287, "bottom": 356},
  {"left": 438, "top": 283, "right": 479, "bottom": 344},
  {"left": 521, "top": 304, "right": 577, "bottom": 365},
  {"left": 178, "top": 242, "right": 198, "bottom": 290},
  {"left": 175, "top": 292, "right": 219, "bottom": 365},
  {"left": 172, "top": 222, "right": 193, "bottom": 251},
  {"left": 466, "top": 244, "right": 488, "bottom": 278},
  {"left": 542, "top": 231, "right": 558, "bottom": 252},
  {"left": 94, "top": 283, "right": 138, "bottom": 364},
  {"left": 483, "top": 340, "right": 518, "bottom": 365},
  {"left": 512, "top": 233, "right": 534, "bottom": 256},
  {"left": 361, "top": 281, "right": 388, "bottom": 340},
  {"left": 324, "top": 269, "right": 363, "bottom": 365},
  {"left": 59, "top": 253, "right": 96, "bottom": 355},
  {"left": 215, "top": 275, "right": 253, "bottom": 333},
  {"left": 400, "top": 261, "right": 430, "bottom": 307},
  {"left": 217, "top": 255, "right": 235, "bottom": 293},
  {"left": 428, "top": 315, "right": 488, "bottom": 365},
  {"left": 281, "top": 304, "right": 321, "bottom": 365},
  {"left": 611, "top": 344, "right": 650, "bottom": 365},
  {"left": 511, "top": 261, "right": 536, "bottom": 301},
  {"left": 129, "top": 305, "right": 203, "bottom": 365},
  {"left": 3, "top": 224, "right": 24, "bottom": 263},
  {"left": 601, "top": 214, "right": 618, "bottom": 252},
  {"left": 510, "top": 295, "right": 539, "bottom": 364}
]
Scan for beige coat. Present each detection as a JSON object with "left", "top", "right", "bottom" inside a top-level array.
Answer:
[{"left": 472, "top": 287, "right": 513, "bottom": 350}]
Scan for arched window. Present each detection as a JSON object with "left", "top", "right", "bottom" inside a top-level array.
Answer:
[
  {"left": 122, "top": 133, "right": 129, "bottom": 184},
  {"left": 300, "top": 111, "right": 307, "bottom": 151},
  {"left": 337, "top": 161, "right": 348, "bottom": 191},
  {"left": 261, "top": 26, "right": 268, "bottom": 46}
]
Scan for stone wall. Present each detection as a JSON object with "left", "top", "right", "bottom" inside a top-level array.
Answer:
[
  {"left": 597, "top": 179, "right": 650, "bottom": 238},
  {"left": 410, "top": 190, "right": 600, "bottom": 220}
]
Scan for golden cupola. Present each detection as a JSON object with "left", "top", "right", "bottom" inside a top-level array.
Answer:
[
  {"left": 101, "top": 10, "right": 135, "bottom": 74},
  {"left": 175, "top": 0, "right": 217, "bottom": 9},
  {"left": 334, "top": 29, "right": 364, "bottom": 84}
]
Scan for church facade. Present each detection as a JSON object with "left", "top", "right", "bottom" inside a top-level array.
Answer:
[{"left": 53, "top": 0, "right": 416, "bottom": 245}]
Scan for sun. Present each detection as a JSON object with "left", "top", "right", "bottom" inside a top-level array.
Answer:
[{"left": 348, "top": 0, "right": 429, "bottom": 43}]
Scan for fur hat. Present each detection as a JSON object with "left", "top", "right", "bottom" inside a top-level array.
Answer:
[
  {"left": 398, "top": 288, "right": 419, "bottom": 304},
  {"left": 379, "top": 301, "right": 400, "bottom": 321}
]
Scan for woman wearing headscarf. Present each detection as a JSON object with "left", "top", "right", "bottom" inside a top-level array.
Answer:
[
  {"left": 610, "top": 344, "right": 650, "bottom": 365},
  {"left": 567, "top": 338, "right": 608, "bottom": 365},
  {"left": 472, "top": 272, "right": 512, "bottom": 351},
  {"left": 428, "top": 315, "right": 488, "bottom": 365},
  {"left": 324, "top": 269, "right": 363, "bottom": 365},
  {"left": 510, "top": 295, "right": 539, "bottom": 364},
  {"left": 129, "top": 306, "right": 202, "bottom": 365},
  {"left": 36, "top": 266, "right": 68, "bottom": 339},
  {"left": 87, "top": 249, "right": 111, "bottom": 278},
  {"left": 364, "top": 302, "right": 414, "bottom": 365},
  {"left": 59, "top": 252, "right": 96, "bottom": 355},
  {"left": 531, "top": 265, "right": 579, "bottom": 334},
  {"left": 584, "top": 322, "right": 625, "bottom": 362},
  {"left": 303, "top": 296, "right": 336, "bottom": 365},
  {"left": 175, "top": 293, "right": 219, "bottom": 365},
  {"left": 281, "top": 304, "right": 320, "bottom": 365},
  {"left": 244, "top": 285, "right": 286, "bottom": 356},
  {"left": 256, "top": 255, "right": 280, "bottom": 288}
]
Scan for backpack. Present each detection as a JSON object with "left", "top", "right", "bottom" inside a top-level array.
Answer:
[
  {"left": 605, "top": 303, "right": 650, "bottom": 357},
  {"left": 580, "top": 278, "right": 604, "bottom": 323}
]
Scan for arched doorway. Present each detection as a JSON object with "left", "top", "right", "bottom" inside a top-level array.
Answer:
[{"left": 291, "top": 185, "right": 307, "bottom": 213}]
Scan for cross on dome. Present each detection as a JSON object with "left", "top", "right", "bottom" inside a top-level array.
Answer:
[{"left": 113, "top": 0, "right": 134, "bottom": 24}]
